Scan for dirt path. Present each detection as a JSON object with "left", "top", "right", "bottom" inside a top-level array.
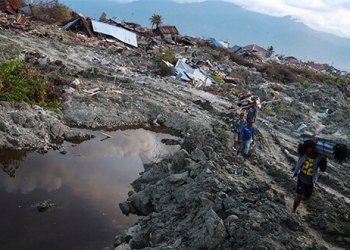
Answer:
[{"left": 243, "top": 119, "right": 349, "bottom": 249}]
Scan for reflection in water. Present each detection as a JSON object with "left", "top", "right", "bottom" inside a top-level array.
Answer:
[
  {"left": 0, "top": 128, "right": 181, "bottom": 250},
  {"left": 0, "top": 150, "right": 29, "bottom": 178}
]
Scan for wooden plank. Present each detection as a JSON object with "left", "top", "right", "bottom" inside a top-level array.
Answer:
[
  {"left": 101, "top": 132, "right": 113, "bottom": 138},
  {"left": 83, "top": 87, "right": 100, "bottom": 94}
]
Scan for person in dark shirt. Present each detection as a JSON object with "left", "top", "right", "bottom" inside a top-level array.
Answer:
[
  {"left": 233, "top": 112, "right": 246, "bottom": 151},
  {"left": 292, "top": 139, "right": 327, "bottom": 213},
  {"left": 246, "top": 101, "right": 258, "bottom": 122}
]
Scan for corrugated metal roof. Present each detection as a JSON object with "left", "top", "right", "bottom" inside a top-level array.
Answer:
[
  {"left": 91, "top": 20, "right": 138, "bottom": 47},
  {"left": 233, "top": 44, "right": 268, "bottom": 57},
  {"left": 0, "top": 0, "right": 16, "bottom": 14},
  {"left": 308, "top": 63, "right": 325, "bottom": 71},
  {"left": 230, "top": 45, "right": 241, "bottom": 53},
  {"left": 285, "top": 56, "right": 299, "bottom": 64},
  {"left": 242, "top": 44, "right": 268, "bottom": 53},
  {"left": 16, "top": 13, "right": 28, "bottom": 25},
  {"left": 156, "top": 26, "right": 179, "bottom": 34},
  {"left": 62, "top": 17, "right": 80, "bottom": 30},
  {"left": 63, "top": 13, "right": 94, "bottom": 37}
]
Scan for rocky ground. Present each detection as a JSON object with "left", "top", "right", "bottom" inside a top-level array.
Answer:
[{"left": 1, "top": 20, "right": 350, "bottom": 250}]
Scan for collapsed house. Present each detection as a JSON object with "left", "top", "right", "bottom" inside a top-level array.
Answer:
[
  {"left": 0, "top": 0, "right": 29, "bottom": 29},
  {"left": 153, "top": 25, "right": 179, "bottom": 44},
  {"left": 232, "top": 44, "right": 269, "bottom": 59},
  {"left": 62, "top": 13, "right": 193, "bottom": 49},
  {"left": 0, "top": 0, "right": 16, "bottom": 14},
  {"left": 63, "top": 12, "right": 138, "bottom": 47}
]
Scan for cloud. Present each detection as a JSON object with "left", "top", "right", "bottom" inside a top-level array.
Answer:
[
  {"left": 70, "top": 0, "right": 350, "bottom": 38},
  {"left": 167, "top": 0, "right": 350, "bottom": 38},
  {"left": 0, "top": 129, "right": 179, "bottom": 195}
]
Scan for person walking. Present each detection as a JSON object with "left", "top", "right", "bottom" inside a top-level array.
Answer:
[
  {"left": 238, "top": 119, "right": 255, "bottom": 160},
  {"left": 292, "top": 139, "right": 327, "bottom": 213},
  {"left": 246, "top": 101, "right": 258, "bottom": 122},
  {"left": 233, "top": 112, "right": 246, "bottom": 151}
]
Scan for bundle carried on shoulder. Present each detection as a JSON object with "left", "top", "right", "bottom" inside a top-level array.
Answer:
[
  {"left": 237, "top": 94, "right": 261, "bottom": 109},
  {"left": 299, "top": 134, "right": 350, "bottom": 163}
]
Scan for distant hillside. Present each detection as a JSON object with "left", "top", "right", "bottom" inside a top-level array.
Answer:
[{"left": 62, "top": 0, "right": 350, "bottom": 71}]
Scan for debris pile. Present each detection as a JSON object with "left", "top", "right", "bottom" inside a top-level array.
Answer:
[{"left": 0, "top": 4, "right": 350, "bottom": 250}]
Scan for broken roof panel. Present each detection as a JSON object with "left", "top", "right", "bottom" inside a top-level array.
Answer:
[
  {"left": 175, "top": 58, "right": 193, "bottom": 71},
  {"left": 156, "top": 26, "right": 179, "bottom": 34},
  {"left": 242, "top": 44, "right": 268, "bottom": 53},
  {"left": 230, "top": 45, "right": 241, "bottom": 53},
  {"left": 174, "top": 59, "right": 213, "bottom": 86},
  {"left": 16, "top": 13, "right": 28, "bottom": 25},
  {"left": 62, "top": 17, "right": 80, "bottom": 31},
  {"left": 308, "top": 62, "right": 325, "bottom": 71},
  {"left": 210, "top": 37, "right": 223, "bottom": 47},
  {"left": 91, "top": 20, "right": 138, "bottom": 47}
]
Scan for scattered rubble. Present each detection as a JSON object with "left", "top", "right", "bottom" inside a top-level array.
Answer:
[{"left": 0, "top": 9, "right": 350, "bottom": 250}]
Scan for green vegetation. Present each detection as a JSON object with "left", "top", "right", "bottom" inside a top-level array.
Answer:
[
  {"left": 345, "top": 107, "right": 350, "bottom": 115},
  {"left": 155, "top": 49, "right": 176, "bottom": 76},
  {"left": 211, "top": 73, "right": 223, "bottom": 83},
  {"left": 344, "top": 99, "right": 350, "bottom": 115},
  {"left": 301, "top": 80, "right": 311, "bottom": 89},
  {"left": 0, "top": 54, "right": 59, "bottom": 109},
  {"left": 273, "top": 104, "right": 294, "bottom": 112},
  {"left": 261, "top": 105, "right": 294, "bottom": 115},
  {"left": 262, "top": 108, "right": 273, "bottom": 115}
]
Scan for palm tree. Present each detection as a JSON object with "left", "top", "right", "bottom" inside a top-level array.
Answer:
[
  {"left": 267, "top": 45, "right": 274, "bottom": 57},
  {"left": 149, "top": 14, "right": 163, "bottom": 29}
]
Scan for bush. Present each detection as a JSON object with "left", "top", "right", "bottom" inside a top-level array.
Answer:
[
  {"left": 257, "top": 63, "right": 298, "bottom": 83},
  {"left": 30, "top": 0, "right": 72, "bottom": 24},
  {"left": 155, "top": 49, "right": 176, "bottom": 76},
  {"left": 0, "top": 54, "right": 59, "bottom": 109},
  {"left": 229, "top": 53, "right": 253, "bottom": 67},
  {"left": 301, "top": 81, "right": 311, "bottom": 89},
  {"left": 273, "top": 104, "right": 294, "bottom": 112},
  {"left": 262, "top": 108, "right": 273, "bottom": 115},
  {"left": 211, "top": 73, "right": 223, "bottom": 83}
]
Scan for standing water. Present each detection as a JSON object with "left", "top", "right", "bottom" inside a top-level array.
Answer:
[{"left": 0, "top": 128, "right": 181, "bottom": 250}]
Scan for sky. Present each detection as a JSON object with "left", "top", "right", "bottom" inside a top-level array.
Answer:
[{"left": 99, "top": 0, "right": 350, "bottom": 39}]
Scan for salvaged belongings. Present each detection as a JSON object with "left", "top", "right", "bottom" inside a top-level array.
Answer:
[
  {"left": 299, "top": 134, "right": 350, "bottom": 163},
  {"left": 237, "top": 94, "right": 262, "bottom": 109}
]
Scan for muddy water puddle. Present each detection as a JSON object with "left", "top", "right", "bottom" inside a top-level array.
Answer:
[{"left": 0, "top": 128, "right": 181, "bottom": 250}]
